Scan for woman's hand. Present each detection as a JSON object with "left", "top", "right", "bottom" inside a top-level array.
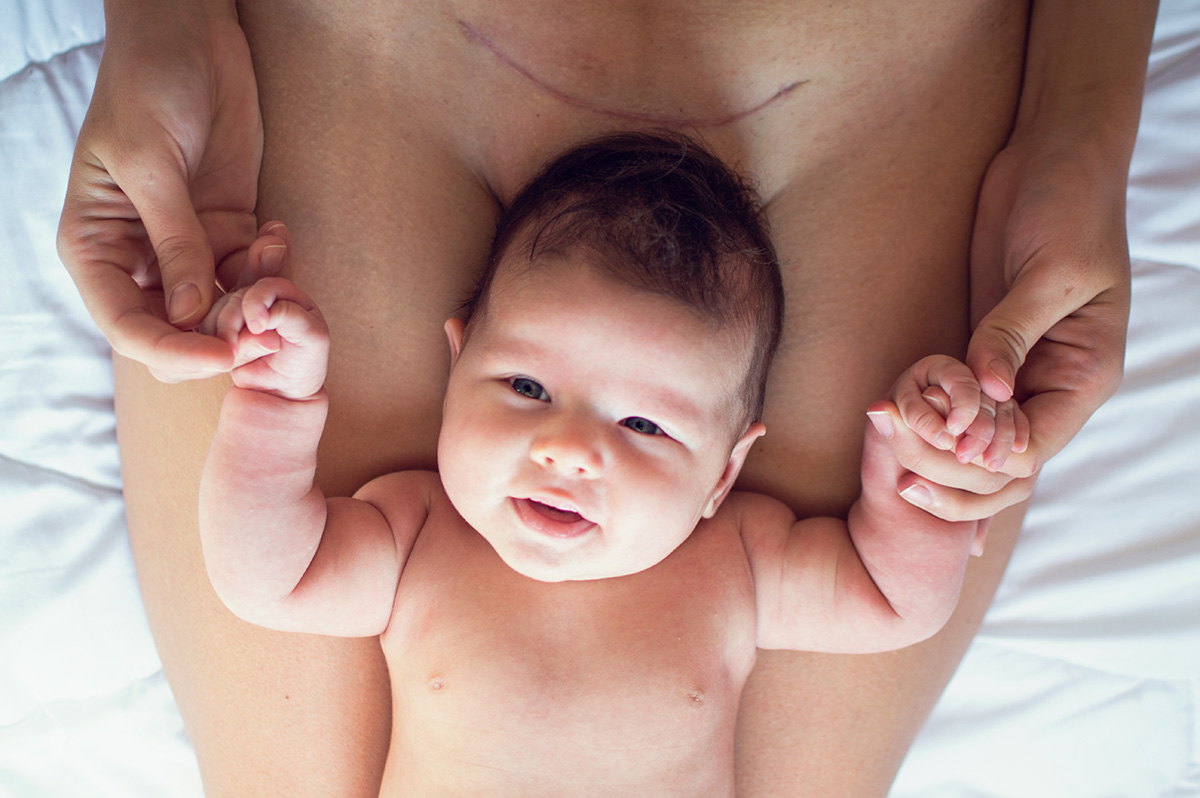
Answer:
[
  {"left": 880, "top": 136, "right": 1135, "bottom": 525},
  {"left": 963, "top": 0, "right": 1156, "bottom": 483},
  {"left": 965, "top": 134, "right": 1132, "bottom": 481},
  {"left": 57, "top": 0, "right": 263, "bottom": 382}
]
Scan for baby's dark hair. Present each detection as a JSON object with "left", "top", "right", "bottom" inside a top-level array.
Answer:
[{"left": 462, "top": 131, "right": 784, "bottom": 429}]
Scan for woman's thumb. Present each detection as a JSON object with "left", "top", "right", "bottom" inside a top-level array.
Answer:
[
  {"left": 111, "top": 150, "right": 215, "bottom": 328},
  {"left": 965, "top": 269, "right": 1076, "bottom": 403}
]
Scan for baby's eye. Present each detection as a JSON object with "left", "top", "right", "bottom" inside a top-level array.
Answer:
[
  {"left": 509, "top": 377, "right": 549, "bottom": 401},
  {"left": 622, "top": 417, "right": 661, "bottom": 436}
]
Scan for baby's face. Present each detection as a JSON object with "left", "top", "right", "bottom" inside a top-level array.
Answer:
[{"left": 438, "top": 256, "right": 762, "bottom": 582}]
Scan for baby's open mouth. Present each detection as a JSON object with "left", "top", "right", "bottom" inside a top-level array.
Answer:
[
  {"left": 528, "top": 499, "right": 583, "bottom": 524},
  {"left": 512, "top": 497, "right": 595, "bottom": 538}
]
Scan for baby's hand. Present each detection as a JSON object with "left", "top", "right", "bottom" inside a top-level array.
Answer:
[
  {"left": 199, "top": 260, "right": 329, "bottom": 401},
  {"left": 884, "top": 354, "right": 1029, "bottom": 472},
  {"left": 865, "top": 355, "right": 1035, "bottom": 536},
  {"left": 903, "top": 355, "right": 1029, "bottom": 472}
]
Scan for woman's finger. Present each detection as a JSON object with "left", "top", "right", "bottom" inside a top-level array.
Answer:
[
  {"left": 106, "top": 146, "right": 218, "bottom": 329},
  {"left": 867, "top": 401, "right": 1013, "bottom": 494},
  {"left": 228, "top": 221, "right": 292, "bottom": 291},
  {"left": 896, "top": 471, "right": 1037, "bottom": 522}
]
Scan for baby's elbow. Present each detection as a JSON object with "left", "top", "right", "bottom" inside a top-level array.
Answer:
[
  {"left": 203, "top": 564, "right": 292, "bottom": 631},
  {"left": 889, "top": 601, "right": 957, "bottom": 649},
  {"left": 216, "top": 592, "right": 271, "bottom": 628}
]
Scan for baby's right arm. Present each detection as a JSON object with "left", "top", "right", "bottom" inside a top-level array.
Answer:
[{"left": 198, "top": 266, "right": 427, "bottom": 637}]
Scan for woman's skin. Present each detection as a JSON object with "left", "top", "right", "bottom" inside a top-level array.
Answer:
[{"left": 62, "top": 0, "right": 1157, "bottom": 794}]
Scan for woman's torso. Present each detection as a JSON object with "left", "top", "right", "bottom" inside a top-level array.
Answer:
[{"left": 238, "top": 0, "right": 1027, "bottom": 509}]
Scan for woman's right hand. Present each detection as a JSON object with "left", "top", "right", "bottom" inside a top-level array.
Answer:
[{"left": 58, "top": 0, "right": 263, "bottom": 382}]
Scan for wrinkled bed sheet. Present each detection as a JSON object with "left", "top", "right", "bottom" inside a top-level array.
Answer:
[{"left": 0, "top": 1, "right": 1197, "bottom": 795}]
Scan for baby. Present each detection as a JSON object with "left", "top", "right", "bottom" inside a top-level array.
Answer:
[{"left": 198, "top": 133, "right": 1023, "bottom": 796}]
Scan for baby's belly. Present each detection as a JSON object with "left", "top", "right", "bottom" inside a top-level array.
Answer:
[
  {"left": 381, "top": 651, "right": 739, "bottom": 796},
  {"left": 376, "top": 523, "right": 757, "bottom": 796}
]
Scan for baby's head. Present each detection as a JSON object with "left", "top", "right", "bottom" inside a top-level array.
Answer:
[{"left": 438, "top": 132, "right": 784, "bottom": 581}]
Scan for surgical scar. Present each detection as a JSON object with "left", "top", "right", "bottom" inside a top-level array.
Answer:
[{"left": 460, "top": 20, "right": 805, "bottom": 128}]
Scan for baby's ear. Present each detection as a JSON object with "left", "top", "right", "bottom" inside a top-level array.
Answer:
[
  {"left": 444, "top": 318, "right": 466, "bottom": 367},
  {"left": 703, "top": 422, "right": 766, "bottom": 518}
]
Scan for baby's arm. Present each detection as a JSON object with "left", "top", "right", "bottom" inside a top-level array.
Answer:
[
  {"left": 198, "top": 274, "right": 427, "bottom": 637},
  {"left": 739, "top": 356, "right": 1022, "bottom": 653}
]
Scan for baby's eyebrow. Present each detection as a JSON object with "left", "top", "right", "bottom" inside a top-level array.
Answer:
[
  {"left": 471, "top": 334, "right": 544, "bottom": 368},
  {"left": 632, "top": 386, "right": 709, "bottom": 431}
]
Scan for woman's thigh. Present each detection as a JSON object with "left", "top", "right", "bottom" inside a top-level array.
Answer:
[
  {"left": 729, "top": 5, "right": 1030, "bottom": 791},
  {"left": 114, "top": 10, "right": 505, "bottom": 797},
  {"left": 115, "top": 361, "right": 394, "bottom": 797},
  {"left": 730, "top": 31, "right": 1030, "bottom": 798}
]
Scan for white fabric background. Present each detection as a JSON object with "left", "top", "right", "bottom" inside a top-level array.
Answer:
[{"left": 0, "top": 1, "right": 1197, "bottom": 795}]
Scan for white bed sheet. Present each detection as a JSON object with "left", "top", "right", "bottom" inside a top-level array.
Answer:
[
  {"left": 0, "top": 1, "right": 1197, "bottom": 796},
  {"left": 0, "top": 8, "right": 204, "bottom": 795}
]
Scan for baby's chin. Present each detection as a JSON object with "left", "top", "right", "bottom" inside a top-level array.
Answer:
[{"left": 484, "top": 536, "right": 667, "bottom": 583}]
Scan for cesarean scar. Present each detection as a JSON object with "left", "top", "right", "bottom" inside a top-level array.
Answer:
[{"left": 460, "top": 20, "right": 806, "bottom": 128}]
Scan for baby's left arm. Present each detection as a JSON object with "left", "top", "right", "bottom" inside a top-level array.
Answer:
[{"left": 737, "top": 356, "right": 1025, "bottom": 653}]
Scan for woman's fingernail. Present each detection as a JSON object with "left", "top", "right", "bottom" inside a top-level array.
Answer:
[
  {"left": 901, "top": 484, "right": 933, "bottom": 507},
  {"left": 168, "top": 282, "right": 201, "bottom": 323},
  {"left": 935, "top": 431, "right": 955, "bottom": 450},
  {"left": 988, "top": 359, "right": 1015, "bottom": 395},
  {"left": 262, "top": 244, "right": 286, "bottom": 274},
  {"left": 867, "top": 410, "right": 894, "bottom": 439}
]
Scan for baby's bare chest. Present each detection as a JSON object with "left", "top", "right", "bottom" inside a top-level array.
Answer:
[{"left": 378, "top": 519, "right": 757, "bottom": 795}]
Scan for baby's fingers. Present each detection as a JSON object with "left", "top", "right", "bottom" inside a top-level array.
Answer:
[
  {"left": 894, "top": 355, "right": 982, "bottom": 450},
  {"left": 953, "top": 396, "right": 999, "bottom": 465},
  {"left": 241, "top": 277, "right": 326, "bottom": 343},
  {"left": 957, "top": 398, "right": 1029, "bottom": 471},
  {"left": 980, "top": 399, "right": 1021, "bottom": 471},
  {"left": 1011, "top": 402, "right": 1030, "bottom": 454},
  {"left": 233, "top": 326, "right": 282, "bottom": 363}
]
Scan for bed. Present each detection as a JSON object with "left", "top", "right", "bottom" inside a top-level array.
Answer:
[{"left": 1, "top": 1, "right": 1196, "bottom": 795}]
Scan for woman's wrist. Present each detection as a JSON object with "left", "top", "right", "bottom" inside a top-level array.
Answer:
[
  {"left": 1012, "top": 0, "right": 1158, "bottom": 160},
  {"left": 103, "top": 0, "right": 239, "bottom": 41},
  {"left": 104, "top": 0, "right": 236, "bottom": 17}
]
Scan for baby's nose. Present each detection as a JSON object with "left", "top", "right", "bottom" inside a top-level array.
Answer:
[{"left": 529, "top": 425, "right": 603, "bottom": 476}]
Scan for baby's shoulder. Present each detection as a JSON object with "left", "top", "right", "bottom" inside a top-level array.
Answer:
[
  {"left": 712, "top": 490, "right": 798, "bottom": 533},
  {"left": 352, "top": 469, "right": 448, "bottom": 531},
  {"left": 355, "top": 468, "right": 444, "bottom": 501},
  {"left": 685, "top": 491, "right": 799, "bottom": 573}
]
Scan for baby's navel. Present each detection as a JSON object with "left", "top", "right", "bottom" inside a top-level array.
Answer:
[
  {"left": 428, "top": 676, "right": 448, "bottom": 693},
  {"left": 686, "top": 689, "right": 705, "bottom": 708}
]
